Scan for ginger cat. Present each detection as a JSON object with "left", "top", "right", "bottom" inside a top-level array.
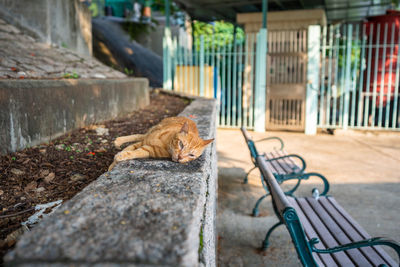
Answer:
[{"left": 108, "top": 117, "right": 213, "bottom": 170}]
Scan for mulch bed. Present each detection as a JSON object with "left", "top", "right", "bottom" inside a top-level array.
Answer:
[{"left": 0, "top": 90, "right": 189, "bottom": 264}]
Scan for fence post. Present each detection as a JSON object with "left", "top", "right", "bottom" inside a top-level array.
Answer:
[
  {"left": 343, "top": 24, "right": 353, "bottom": 130},
  {"left": 199, "top": 35, "right": 205, "bottom": 96},
  {"left": 305, "top": 25, "right": 321, "bottom": 135},
  {"left": 254, "top": 28, "right": 267, "bottom": 132},
  {"left": 163, "top": 28, "right": 173, "bottom": 90}
]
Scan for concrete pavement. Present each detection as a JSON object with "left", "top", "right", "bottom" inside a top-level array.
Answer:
[{"left": 217, "top": 129, "right": 400, "bottom": 266}]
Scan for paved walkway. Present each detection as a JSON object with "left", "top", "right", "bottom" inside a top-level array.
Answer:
[
  {"left": 217, "top": 129, "right": 400, "bottom": 266},
  {"left": 0, "top": 18, "right": 125, "bottom": 79}
]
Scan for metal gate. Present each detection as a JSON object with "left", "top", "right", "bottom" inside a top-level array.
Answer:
[
  {"left": 164, "top": 29, "right": 308, "bottom": 131},
  {"left": 266, "top": 29, "right": 308, "bottom": 131},
  {"left": 318, "top": 23, "right": 400, "bottom": 131}
]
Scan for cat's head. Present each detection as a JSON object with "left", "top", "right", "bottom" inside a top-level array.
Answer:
[{"left": 169, "top": 122, "right": 214, "bottom": 163}]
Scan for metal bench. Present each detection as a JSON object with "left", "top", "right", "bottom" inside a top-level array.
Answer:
[
  {"left": 241, "top": 127, "right": 329, "bottom": 217},
  {"left": 256, "top": 150, "right": 400, "bottom": 266}
]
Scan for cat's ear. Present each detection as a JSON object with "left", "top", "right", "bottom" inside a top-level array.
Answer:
[
  {"left": 180, "top": 122, "right": 189, "bottom": 134},
  {"left": 202, "top": 138, "right": 214, "bottom": 146}
]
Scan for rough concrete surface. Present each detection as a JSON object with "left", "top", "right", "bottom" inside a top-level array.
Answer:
[
  {"left": 6, "top": 98, "right": 218, "bottom": 267},
  {"left": 0, "top": 18, "right": 125, "bottom": 79},
  {"left": 0, "top": 78, "right": 149, "bottom": 154},
  {"left": 217, "top": 129, "right": 400, "bottom": 266},
  {"left": 0, "top": 0, "right": 92, "bottom": 56}
]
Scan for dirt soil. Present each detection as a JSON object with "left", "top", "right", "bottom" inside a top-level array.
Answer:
[{"left": 0, "top": 90, "right": 189, "bottom": 264}]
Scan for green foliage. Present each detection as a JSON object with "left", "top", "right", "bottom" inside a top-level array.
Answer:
[
  {"left": 63, "top": 72, "right": 79, "bottom": 79},
  {"left": 151, "top": 0, "right": 180, "bottom": 16},
  {"left": 193, "top": 21, "right": 245, "bottom": 50},
  {"left": 124, "top": 68, "right": 134, "bottom": 75},
  {"left": 326, "top": 38, "right": 361, "bottom": 70},
  {"left": 198, "top": 226, "right": 204, "bottom": 254}
]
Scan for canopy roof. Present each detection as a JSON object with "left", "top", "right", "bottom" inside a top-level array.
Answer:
[{"left": 173, "top": 0, "right": 395, "bottom": 23}]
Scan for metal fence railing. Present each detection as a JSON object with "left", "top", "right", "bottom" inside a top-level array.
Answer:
[
  {"left": 318, "top": 23, "right": 400, "bottom": 131},
  {"left": 163, "top": 32, "right": 260, "bottom": 129}
]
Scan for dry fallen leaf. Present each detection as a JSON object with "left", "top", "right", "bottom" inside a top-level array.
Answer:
[
  {"left": 10, "top": 168, "right": 25, "bottom": 176},
  {"left": 44, "top": 172, "right": 55, "bottom": 183},
  {"left": 24, "top": 181, "right": 37, "bottom": 192},
  {"left": 40, "top": 170, "right": 50, "bottom": 177}
]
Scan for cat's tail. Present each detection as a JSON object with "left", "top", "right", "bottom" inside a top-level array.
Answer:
[{"left": 114, "top": 134, "right": 145, "bottom": 149}]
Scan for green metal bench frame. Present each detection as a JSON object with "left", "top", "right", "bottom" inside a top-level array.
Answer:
[
  {"left": 241, "top": 127, "right": 329, "bottom": 216},
  {"left": 256, "top": 155, "right": 400, "bottom": 267}
]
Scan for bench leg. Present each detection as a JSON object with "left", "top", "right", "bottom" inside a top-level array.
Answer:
[
  {"left": 252, "top": 193, "right": 270, "bottom": 217},
  {"left": 262, "top": 221, "right": 284, "bottom": 250},
  {"left": 244, "top": 166, "right": 257, "bottom": 184}
]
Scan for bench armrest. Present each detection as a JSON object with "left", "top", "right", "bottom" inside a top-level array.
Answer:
[
  {"left": 310, "top": 237, "right": 400, "bottom": 266},
  {"left": 254, "top": 136, "right": 285, "bottom": 150},
  {"left": 275, "top": 172, "right": 330, "bottom": 197}
]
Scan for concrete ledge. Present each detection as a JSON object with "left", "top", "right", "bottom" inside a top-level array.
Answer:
[
  {"left": 5, "top": 97, "right": 218, "bottom": 267},
  {"left": 0, "top": 78, "right": 149, "bottom": 155}
]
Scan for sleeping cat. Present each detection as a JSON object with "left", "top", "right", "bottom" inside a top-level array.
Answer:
[{"left": 108, "top": 116, "right": 214, "bottom": 170}]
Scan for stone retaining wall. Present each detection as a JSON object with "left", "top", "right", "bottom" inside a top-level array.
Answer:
[
  {"left": 5, "top": 97, "right": 218, "bottom": 267},
  {"left": 0, "top": 0, "right": 92, "bottom": 56},
  {"left": 0, "top": 78, "right": 149, "bottom": 155}
]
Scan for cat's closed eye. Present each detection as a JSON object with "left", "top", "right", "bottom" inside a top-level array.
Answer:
[
  {"left": 179, "top": 140, "right": 184, "bottom": 150},
  {"left": 189, "top": 153, "right": 196, "bottom": 158}
]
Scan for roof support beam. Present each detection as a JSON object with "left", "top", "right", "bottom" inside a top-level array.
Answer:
[
  {"left": 204, "top": 0, "right": 262, "bottom": 8},
  {"left": 326, "top": 1, "right": 391, "bottom": 11}
]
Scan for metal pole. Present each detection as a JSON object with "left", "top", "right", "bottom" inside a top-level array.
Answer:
[
  {"left": 254, "top": 0, "right": 268, "bottom": 132},
  {"left": 342, "top": 24, "right": 353, "bottom": 130},
  {"left": 163, "top": 0, "right": 172, "bottom": 90},
  {"left": 262, "top": 0, "right": 267, "bottom": 29},
  {"left": 165, "top": 0, "right": 170, "bottom": 28},
  {"left": 199, "top": 35, "right": 205, "bottom": 96},
  {"left": 305, "top": 25, "right": 321, "bottom": 135}
]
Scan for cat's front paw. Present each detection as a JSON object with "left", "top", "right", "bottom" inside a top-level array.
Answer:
[
  {"left": 114, "top": 151, "right": 131, "bottom": 162},
  {"left": 114, "top": 137, "right": 124, "bottom": 149}
]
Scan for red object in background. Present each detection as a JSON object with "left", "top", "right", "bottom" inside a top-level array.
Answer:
[{"left": 364, "top": 10, "right": 400, "bottom": 106}]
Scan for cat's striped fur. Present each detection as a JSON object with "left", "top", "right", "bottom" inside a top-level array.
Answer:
[{"left": 108, "top": 117, "right": 213, "bottom": 170}]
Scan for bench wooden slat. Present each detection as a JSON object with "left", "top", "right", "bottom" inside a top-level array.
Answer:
[
  {"left": 272, "top": 149, "right": 302, "bottom": 174},
  {"left": 325, "top": 197, "right": 398, "bottom": 267},
  {"left": 281, "top": 150, "right": 302, "bottom": 173},
  {"left": 295, "top": 197, "right": 356, "bottom": 266},
  {"left": 305, "top": 197, "right": 372, "bottom": 266},
  {"left": 270, "top": 150, "right": 300, "bottom": 174},
  {"left": 288, "top": 197, "right": 338, "bottom": 267},
  {"left": 265, "top": 152, "right": 287, "bottom": 175}
]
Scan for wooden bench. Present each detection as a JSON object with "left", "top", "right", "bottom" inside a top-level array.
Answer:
[
  {"left": 241, "top": 127, "right": 329, "bottom": 217},
  {"left": 255, "top": 145, "right": 400, "bottom": 266}
]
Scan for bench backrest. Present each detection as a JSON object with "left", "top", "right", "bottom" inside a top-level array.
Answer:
[
  {"left": 240, "top": 127, "right": 259, "bottom": 162},
  {"left": 257, "top": 156, "right": 319, "bottom": 267}
]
